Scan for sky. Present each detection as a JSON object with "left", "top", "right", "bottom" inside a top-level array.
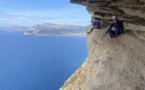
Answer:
[{"left": 0, "top": 0, "right": 91, "bottom": 27}]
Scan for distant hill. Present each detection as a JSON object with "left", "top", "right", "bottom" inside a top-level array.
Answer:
[
  {"left": 3, "top": 26, "right": 28, "bottom": 32},
  {"left": 24, "top": 23, "right": 86, "bottom": 37}
]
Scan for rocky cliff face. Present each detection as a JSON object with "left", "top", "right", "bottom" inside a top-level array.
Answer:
[
  {"left": 86, "top": 26, "right": 145, "bottom": 90},
  {"left": 60, "top": 60, "right": 87, "bottom": 90},
  {"left": 60, "top": 0, "right": 145, "bottom": 90}
]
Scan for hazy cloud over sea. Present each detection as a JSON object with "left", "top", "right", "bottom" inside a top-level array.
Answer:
[{"left": 0, "top": 0, "right": 90, "bottom": 27}]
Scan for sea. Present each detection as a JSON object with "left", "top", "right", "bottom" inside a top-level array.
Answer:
[{"left": 0, "top": 30, "right": 88, "bottom": 90}]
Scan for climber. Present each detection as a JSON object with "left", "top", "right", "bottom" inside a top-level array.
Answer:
[
  {"left": 104, "top": 16, "right": 127, "bottom": 38},
  {"left": 87, "top": 19, "right": 101, "bottom": 34}
]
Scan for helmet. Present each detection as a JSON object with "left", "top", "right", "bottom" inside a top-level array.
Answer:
[{"left": 112, "top": 16, "right": 118, "bottom": 19}]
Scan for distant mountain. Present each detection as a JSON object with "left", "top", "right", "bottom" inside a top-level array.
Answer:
[
  {"left": 24, "top": 23, "right": 86, "bottom": 37},
  {"left": 3, "top": 26, "right": 28, "bottom": 32}
]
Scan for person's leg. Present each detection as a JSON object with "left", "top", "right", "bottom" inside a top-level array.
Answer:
[
  {"left": 116, "top": 29, "right": 121, "bottom": 35},
  {"left": 94, "top": 25, "right": 98, "bottom": 29},
  {"left": 87, "top": 28, "right": 94, "bottom": 34},
  {"left": 90, "top": 28, "right": 94, "bottom": 32},
  {"left": 98, "top": 22, "right": 101, "bottom": 29},
  {"left": 106, "top": 29, "right": 116, "bottom": 38}
]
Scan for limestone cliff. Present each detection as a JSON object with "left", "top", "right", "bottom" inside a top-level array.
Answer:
[
  {"left": 60, "top": 0, "right": 145, "bottom": 90},
  {"left": 60, "top": 59, "right": 87, "bottom": 90},
  {"left": 86, "top": 27, "right": 145, "bottom": 90}
]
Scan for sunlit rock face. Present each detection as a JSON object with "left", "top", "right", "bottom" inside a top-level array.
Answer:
[
  {"left": 60, "top": 0, "right": 145, "bottom": 90},
  {"left": 72, "top": 0, "right": 145, "bottom": 40}
]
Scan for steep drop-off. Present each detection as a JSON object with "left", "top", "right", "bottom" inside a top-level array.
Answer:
[
  {"left": 60, "top": 60, "right": 87, "bottom": 90},
  {"left": 60, "top": 0, "right": 145, "bottom": 90}
]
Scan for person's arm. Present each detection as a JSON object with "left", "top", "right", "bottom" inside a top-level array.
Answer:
[{"left": 108, "top": 23, "right": 114, "bottom": 30}]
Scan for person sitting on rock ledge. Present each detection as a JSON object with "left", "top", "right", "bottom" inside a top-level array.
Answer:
[
  {"left": 87, "top": 19, "right": 101, "bottom": 34},
  {"left": 104, "top": 16, "right": 127, "bottom": 38}
]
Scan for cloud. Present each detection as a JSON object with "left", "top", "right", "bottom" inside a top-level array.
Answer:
[
  {"left": 0, "top": 4, "right": 91, "bottom": 27},
  {"left": 0, "top": 12, "right": 57, "bottom": 27}
]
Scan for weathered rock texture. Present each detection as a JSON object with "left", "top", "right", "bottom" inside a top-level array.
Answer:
[
  {"left": 60, "top": 60, "right": 87, "bottom": 90},
  {"left": 60, "top": 0, "right": 145, "bottom": 90},
  {"left": 86, "top": 27, "right": 145, "bottom": 90}
]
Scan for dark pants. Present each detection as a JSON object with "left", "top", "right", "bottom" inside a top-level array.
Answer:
[
  {"left": 107, "top": 29, "right": 122, "bottom": 38},
  {"left": 89, "top": 25, "right": 100, "bottom": 33},
  {"left": 90, "top": 28, "right": 95, "bottom": 33}
]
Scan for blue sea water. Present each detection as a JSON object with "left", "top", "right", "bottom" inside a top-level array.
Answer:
[{"left": 0, "top": 30, "right": 87, "bottom": 90}]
